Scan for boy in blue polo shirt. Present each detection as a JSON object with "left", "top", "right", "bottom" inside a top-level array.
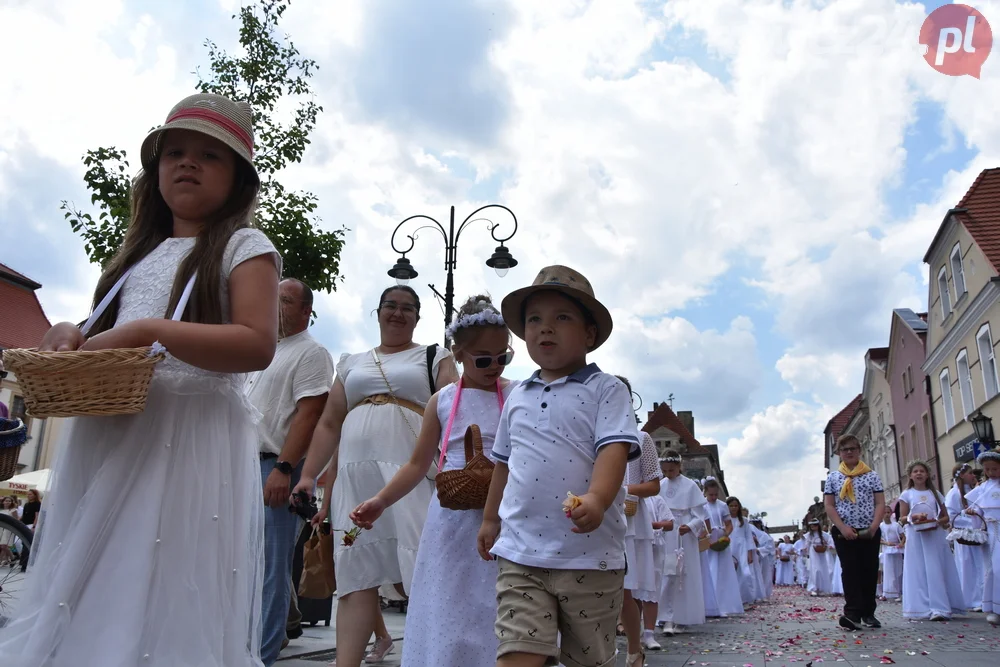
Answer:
[{"left": 477, "top": 265, "right": 641, "bottom": 667}]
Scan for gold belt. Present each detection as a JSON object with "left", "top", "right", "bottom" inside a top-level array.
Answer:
[{"left": 354, "top": 394, "right": 424, "bottom": 416}]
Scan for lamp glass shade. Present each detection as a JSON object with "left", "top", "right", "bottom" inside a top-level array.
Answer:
[
  {"left": 387, "top": 257, "right": 418, "bottom": 286},
  {"left": 486, "top": 246, "right": 517, "bottom": 277},
  {"left": 971, "top": 411, "right": 994, "bottom": 443}
]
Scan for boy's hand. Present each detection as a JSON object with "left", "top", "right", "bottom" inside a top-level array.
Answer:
[
  {"left": 39, "top": 322, "right": 86, "bottom": 352},
  {"left": 477, "top": 518, "right": 500, "bottom": 560},
  {"left": 663, "top": 519, "right": 674, "bottom": 532},
  {"left": 679, "top": 524, "right": 692, "bottom": 535},
  {"left": 569, "top": 493, "right": 605, "bottom": 534}
]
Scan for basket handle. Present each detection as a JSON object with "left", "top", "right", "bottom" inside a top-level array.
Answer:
[
  {"left": 80, "top": 268, "right": 197, "bottom": 336},
  {"left": 463, "top": 424, "right": 483, "bottom": 461}
]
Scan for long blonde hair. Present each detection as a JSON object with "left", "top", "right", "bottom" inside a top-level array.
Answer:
[{"left": 86, "top": 154, "right": 258, "bottom": 335}]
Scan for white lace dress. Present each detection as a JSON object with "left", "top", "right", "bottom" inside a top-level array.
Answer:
[
  {"left": 401, "top": 381, "right": 516, "bottom": 667},
  {"left": 0, "top": 230, "right": 279, "bottom": 667},
  {"left": 330, "top": 345, "right": 452, "bottom": 597}
]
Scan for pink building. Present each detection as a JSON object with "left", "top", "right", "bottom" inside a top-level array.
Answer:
[{"left": 886, "top": 308, "right": 941, "bottom": 487}]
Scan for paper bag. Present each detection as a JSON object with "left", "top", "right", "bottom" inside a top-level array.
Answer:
[{"left": 299, "top": 526, "right": 335, "bottom": 599}]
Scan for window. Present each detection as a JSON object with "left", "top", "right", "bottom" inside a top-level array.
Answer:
[
  {"left": 940, "top": 368, "right": 956, "bottom": 430},
  {"left": 956, "top": 349, "right": 975, "bottom": 417},
  {"left": 938, "top": 266, "right": 952, "bottom": 319},
  {"left": 907, "top": 365, "right": 915, "bottom": 394},
  {"left": 877, "top": 411, "right": 885, "bottom": 433},
  {"left": 951, "top": 243, "right": 967, "bottom": 298},
  {"left": 977, "top": 324, "right": 1000, "bottom": 400},
  {"left": 899, "top": 433, "right": 906, "bottom": 458}
]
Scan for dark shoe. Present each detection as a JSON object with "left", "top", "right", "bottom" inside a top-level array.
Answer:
[
  {"left": 839, "top": 615, "right": 861, "bottom": 631},
  {"left": 862, "top": 616, "right": 882, "bottom": 628},
  {"left": 286, "top": 625, "right": 303, "bottom": 640}
]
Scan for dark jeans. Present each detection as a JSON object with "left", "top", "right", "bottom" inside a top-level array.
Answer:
[{"left": 831, "top": 526, "right": 881, "bottom": 620}]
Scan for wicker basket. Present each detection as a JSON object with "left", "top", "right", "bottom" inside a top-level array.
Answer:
[
  {"left": 2, "top": 347, "right": 165, "bottom": 418},
  {"left": 435, "top": 424, "right": 494, "bottom": 511},
  {"left": 779, "top": 555, "right": 790, "bottom": 562},
  {"left": 709, "top": 537, "right": 731, "bottom": 552},
  {"left": 813, "top": 545, "right": 828, "bottom": 553},
  {"left": 0, "top": 418, "right": 28, "bottom": 481},
  {"left": 698, "top": 536, "right": 711, "bottom": 552},
  {"left": 624, "top": 498, "right": 638, "bottom": 517},
  {"left": 948, "top": 512, "right": 989, "bottom": 547}
]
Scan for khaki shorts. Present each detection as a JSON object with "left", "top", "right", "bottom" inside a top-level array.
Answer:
[{"left": 495, "top": 557, "right": 625, "bottom": 667}]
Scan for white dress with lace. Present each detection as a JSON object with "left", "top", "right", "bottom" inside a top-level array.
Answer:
[
  {"left": 0, "top": 229, "right": 280, "bottom": 667},
  {"left": 401, "top": 381, "right": 517, "bottom": 667}
]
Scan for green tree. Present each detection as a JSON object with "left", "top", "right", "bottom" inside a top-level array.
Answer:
[{"left": 61, "top": 0, "right": 345, "bottom": 294}]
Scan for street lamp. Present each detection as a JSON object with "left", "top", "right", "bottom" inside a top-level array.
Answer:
[
  {"left": 631, "top": 390, "right": 643, "bottom": 425},
  {"left": 387, "top": 205, "right": 519, "bottom": 347},
  {"left": 970, "top": 410, "right": 996, "bottom": 447}
]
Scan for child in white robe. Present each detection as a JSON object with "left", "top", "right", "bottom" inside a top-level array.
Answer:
[
  {"left": 898, "top": 460, "right": 966, "bottom": 621},
  {"left": 656, "top": 450, "right": 708, "bottom": 634},
  {"left": 964, "top": 448, "right": 1000, "bottom": 625},
  {"left": 945, "top": 463, "right": 986, "bottom": 612},
  {"left": 775, "top": 538, "right": 796, "bottom": 585},
  {"left": 699, "top": 479, "right": 744, "bottom": 617},
  {"left": 880, "top": 505, "right": 904, "bottom": 601},
  {"left": 793, "top": 534, "right": 809, "bottom": 588},
  {"left": 726, "top": 497, "right": 756, "bottom": 605},
  {"left": 805, "top": 521, "right": 834, "bottom": 596}
]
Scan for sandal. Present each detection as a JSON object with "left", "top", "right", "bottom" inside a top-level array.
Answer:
[
  {"left": 365, "top": 636, "right": 395, "bottom": 663},
  {"left": 627, "top": 650, "right": 645, "bottom": 667}
]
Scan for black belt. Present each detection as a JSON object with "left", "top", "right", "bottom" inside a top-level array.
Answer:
[{"left": 260, "top": 452, "right": 278, "bottom": 460}]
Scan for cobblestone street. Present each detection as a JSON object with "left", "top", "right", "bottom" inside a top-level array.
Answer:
[{"left": 633, "top": 586, "right": 1000, "bottom": 667}]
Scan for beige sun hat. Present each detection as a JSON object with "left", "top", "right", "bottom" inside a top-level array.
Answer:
[
  {"left": 140, "top": 93, "right": 258, "bottom": 184},
  {"left": 500, "top": 265, "right": 614, "bottom": 350}
]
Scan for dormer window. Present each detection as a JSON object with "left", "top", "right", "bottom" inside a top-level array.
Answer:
[{"left": 938, "top": 266, "right": 951, "bottom": 319}]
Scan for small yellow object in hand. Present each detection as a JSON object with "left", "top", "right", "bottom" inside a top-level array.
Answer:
[
  {"left": 562, "top": 492, "right": 583, "bottom": 518},
  {"left": 341, "top": 526, "right": 362, "bottom": 547}
]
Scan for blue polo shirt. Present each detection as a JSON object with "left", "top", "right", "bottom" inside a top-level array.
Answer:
[{"left": 490, "top": 363, "right": 641, "bottom": 570}]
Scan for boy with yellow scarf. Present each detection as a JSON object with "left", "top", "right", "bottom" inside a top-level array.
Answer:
[{"left": 824, "top": 434, "right": 886, "bottom": 631}]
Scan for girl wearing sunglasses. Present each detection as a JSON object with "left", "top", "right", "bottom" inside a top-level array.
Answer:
[{"left": 350, "top": 294, "right": 518, "bottom": 667}]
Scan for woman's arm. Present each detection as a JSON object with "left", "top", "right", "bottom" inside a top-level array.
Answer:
[
  {"left": 295, "top": 379, "right": 349, "bottom": 489},
  {"left": 897, "top": 500, "right": 910, "bottom": 526},
  {"left": 81, "top": 256, "right": 280, "bottom": 373},
  {"left": 434, "top": 356, "right": 459, "bottom": 390},
  {"left": 626, "top": 479, "right": 661, "bottom": 498}
]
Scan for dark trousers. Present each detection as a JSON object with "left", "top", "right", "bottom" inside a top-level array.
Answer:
[{"left": 832, "top": 526, "right": 881, "bottom": 620}]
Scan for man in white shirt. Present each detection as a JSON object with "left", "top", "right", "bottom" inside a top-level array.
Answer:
[{"left": 246, "top": 279, "right": 334, "bottom": 666}]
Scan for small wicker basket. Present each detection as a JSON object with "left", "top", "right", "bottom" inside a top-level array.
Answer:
[
  {"left": 779, "top": 555, "right": 791, "bottom": 562},
  {"left": 709, "top": 536, "right": 731, "bottom": 552},
  {"left": 435, "top": 424, "right": 494, "bottom": 511},
  {"left": 0, "top": 418, "right": 28, "bottom": 481},
  {"left": 624, "top": 497, "right": 638, "bottom": 517},
  {"left": 2, "top": 347, "right": 164, "bottom": 418},
  {"left": 813, "top": 544, "right": 828, "bottom": 553}
]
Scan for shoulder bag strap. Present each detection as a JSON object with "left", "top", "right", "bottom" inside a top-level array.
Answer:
[{"left": 425, "top": 344, "right": 438, "bottom": 393}]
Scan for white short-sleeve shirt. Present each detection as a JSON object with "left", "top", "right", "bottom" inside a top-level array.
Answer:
[
  {"left": 246, "top": 330, "right": 334, "bottom": 455},
  {"left": 490, "top": 364, "right": 641, "bottom": 570}
]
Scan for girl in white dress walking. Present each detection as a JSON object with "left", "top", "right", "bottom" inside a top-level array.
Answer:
[
  {"left": 0, "top": 94, "right": 281, "bottom": 666},
  {"left": 945, "top": 463, "right": 985, "bottom": 612},
  {"left": 898, "top": 460, "right": 965, "bottom": 621},
  {"left": 775, "top": 537, "right": 796, "bottom": 586},
  {"left": 699, "top": 478, "right": 744, "bottom": 617},
  {"left": 964, "top": 447, "right": 1000, "bottom": 625},
  {"left": 805, "top": 521, "right": 834, "bottom": 596},
  {"left": 350, "top": 296, "right": 515, "bottom": 667},
  {"left": 879, "top": 506, "right": 904, "bottom": 601}
]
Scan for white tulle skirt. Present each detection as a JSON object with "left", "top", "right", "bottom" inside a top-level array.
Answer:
[{"left": 0, "top": 373, "right": 264, "bottom": 667}]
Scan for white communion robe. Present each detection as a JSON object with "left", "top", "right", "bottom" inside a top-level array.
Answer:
[
  {"left": 805, "top": 530, "right": 834, "bottom": 595},
  {"left": 966, "top": 479, "right": 1000, "bottom": 615},
  {"left": 774, "top": 543, "right": 796, "bottom": 585},
  {"left": 700, "top": 500, "right": 745, "bottom": 617},
  {"left": 880, "top": 519, "right": 904, "bottom": 600},
  {"left": 752, "top": 525, "right": 775, "bottom": 598},
  {"left": 657, "top": 474, "right": 708, "bottom": 627},
  {"left": 945, "top": 485, "right": 986, "bottom": 611},
  {"left": 793, "top": 538, "right": 809, "bottom": 587}
]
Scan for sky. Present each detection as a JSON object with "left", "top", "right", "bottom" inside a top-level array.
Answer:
[{"left": 1, "top": 0, "right": 998, "bottom": 528}]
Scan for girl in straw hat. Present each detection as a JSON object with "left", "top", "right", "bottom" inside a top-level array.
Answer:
[{"left": 0, "top": 93, "right": 279, "bottom": 666}]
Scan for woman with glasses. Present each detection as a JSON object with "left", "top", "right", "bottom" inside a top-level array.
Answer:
[{"left": 293, "top": 285, "right": 458, "bottom": 667}]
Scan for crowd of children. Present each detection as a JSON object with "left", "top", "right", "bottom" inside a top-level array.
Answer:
[{"left": 2, "top": 91, "right": 999, "bottom": 667}]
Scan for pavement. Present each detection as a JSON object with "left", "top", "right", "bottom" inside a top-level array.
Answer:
[{"left": 276, "top": 587, "right": 1000, "bottom": 666}]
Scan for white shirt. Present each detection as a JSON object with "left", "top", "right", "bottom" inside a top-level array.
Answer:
[
  {"left": 490, "top": 364, "right": 641, "bottom": 570},
  {"left": 245, "top": 330, "right": 334, "bottom": 456}
]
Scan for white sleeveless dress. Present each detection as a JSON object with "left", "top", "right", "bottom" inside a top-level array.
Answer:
[
  {"left": 330, "top": 345, "right": 452, "bottom": 597},
  {"left": 0, "top": 230, "right": 279, "bottom": 667},
  {"left": 944, "top": 485, "right": 986, "bottom": 610},
  {"left": 700, "top": 500, "right": 744, "bottom": 617},
  {"left": 401, "top": 381, "right": 516, "bottom": 667},
  {"left": 900, "top": 488, "right": 966, "bottom": 619}
]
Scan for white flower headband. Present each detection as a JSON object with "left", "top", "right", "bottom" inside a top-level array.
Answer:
[
  {"left": 977, "top": 447, "right": 1000, "bottom": 464},
  {"left": 444, "top": 303, "right": 505, "bottom": 341},
  {"left": 661, "top": 453, "right": 682, "bottom": 464}
]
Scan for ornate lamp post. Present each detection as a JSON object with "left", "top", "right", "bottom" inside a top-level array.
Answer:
[
  {"left": 970, "top": 410, "right": 996, "bottom": 448},
  {"left": 631, "top": 390, "right": 643, "bottom": 426},
  {"left": 387, "top": 205, "right": 518, "bottom": 347}
]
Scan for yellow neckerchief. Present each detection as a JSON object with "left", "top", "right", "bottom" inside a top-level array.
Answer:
[{"left": 838, "top": 460, "right": 872, "bottom": 503}]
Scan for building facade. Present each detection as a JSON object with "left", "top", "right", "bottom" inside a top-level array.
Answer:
[
  {"left": 862, "top": 347, "right": 901, "bottom": 501},
  {"left": 922, "top": 169, "right": 1000, "bottom": 484},
  {"left": 0, "top": 262, "right": 64, "bottom": 477},
  {"left": 643, "top": 401, "right": 728, "bottom": 496},
  {"left": 886, "top": 308, "right": 941, "bottom": 487}
]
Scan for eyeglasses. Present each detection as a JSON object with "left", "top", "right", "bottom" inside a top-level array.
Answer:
[
  {"left": 839, "top": 447, "right": 860, "bottom": 453},
  {"left": 380, "top": 301, "right": 418, "bottom": 316},
  {"left": 470, "top": 350, "right": 515, "bottom": 369}
]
